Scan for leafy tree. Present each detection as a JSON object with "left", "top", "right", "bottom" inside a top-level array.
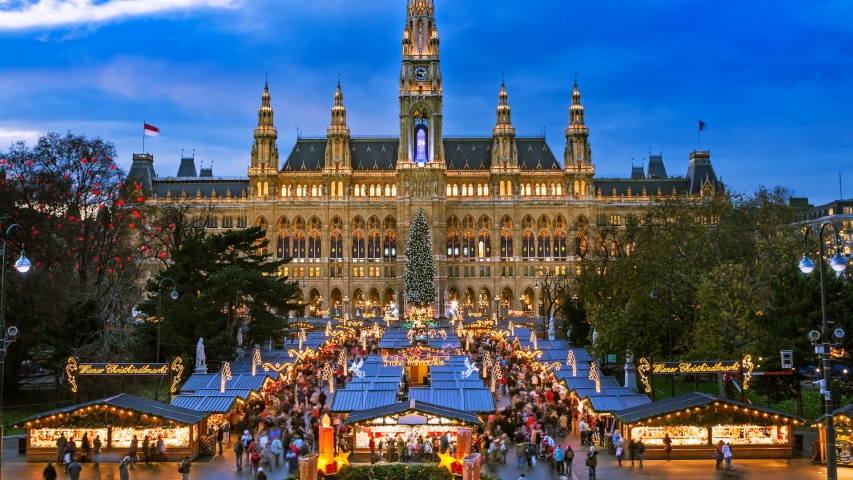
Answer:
[
  {"left": 573, "top": 186, "right": 802, "bottom": 368},
  {"left": 0, "top": 132, "right": 142, "bottom": 394},
  {"left": 139, "top": 226, "right": 300, "bottom": 365},
  {"left": 404, "top": 207, "right": 436, "bottom": 306}
]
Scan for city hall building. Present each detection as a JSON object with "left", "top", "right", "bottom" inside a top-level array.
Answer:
[{"left": 128, "top": 0, "right": 722, "bottom": 319}]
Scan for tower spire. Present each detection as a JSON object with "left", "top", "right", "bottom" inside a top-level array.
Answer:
[
  {"left": 492, "top": 81, "right": 517, "bottom": 167},
  {"left": 326, "top": 80, "right": 351, "bottom": 168},
  {"left": 564, "top": 79, "right": 591, "bottom": 168},
  {"left": 250, "top": 81, "right": 279, "bottom": 172}
]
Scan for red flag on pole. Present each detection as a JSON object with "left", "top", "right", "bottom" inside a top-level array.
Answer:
[{"left": 143, "top": 123, "right": 160, "bottom": 137}]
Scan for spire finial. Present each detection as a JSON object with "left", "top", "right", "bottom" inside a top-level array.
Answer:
[
  {"left": 501, "top": 71, "right": 505, "bottom": 87},
  {"left": 265, "top": 73, "right": 268, "bottom": 88},
  {"left": 574, "top": 71, "right": 578, "bottom": 86},
  {"left": 337, "top": 72, "right": 341, "bottom": 88}
]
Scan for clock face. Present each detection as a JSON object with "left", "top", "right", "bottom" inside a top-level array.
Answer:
[{"left": 413, "top": 66, "right": 429, "bottom": 81}]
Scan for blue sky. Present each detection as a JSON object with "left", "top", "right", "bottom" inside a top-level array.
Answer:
[{"left": 1, "top": 0, "right": 851, "bottom": 204}]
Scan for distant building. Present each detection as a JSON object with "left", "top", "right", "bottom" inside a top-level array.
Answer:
[{"left": 128, "top": 0, "right": 723, "bottom": 319}]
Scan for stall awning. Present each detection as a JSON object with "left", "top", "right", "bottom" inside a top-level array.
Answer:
[
  {"left": 408, "top": 387, "right": 495, "bottom": 413},
  {"left": 343, "top": 400, "right": 481, "bottom": 426},
  {"left": 813, "top": 404, "right": 853, "bottom": 426},
  {"left": 614, "top": 392, "right": 803, "bottom": 424},
  {"left": 16, "top": 393, "right": 209, "bottom": 427},
  {"left": 171, "top": 395, "right": 241, "bottom": 414}
]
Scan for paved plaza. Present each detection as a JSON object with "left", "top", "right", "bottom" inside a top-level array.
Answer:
[{"left": 3, "top": 434, "right": 852, "bottom": 480}]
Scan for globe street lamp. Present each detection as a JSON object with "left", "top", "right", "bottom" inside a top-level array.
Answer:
[
  {"left": 799, "top": 222, "right": 848, "bottom": 480},
  {"left": 0, "top": 223, "right": 31, "bottom": 472},
  {"left": 650, "top": 279, "right": 675, "bottom": 398}
]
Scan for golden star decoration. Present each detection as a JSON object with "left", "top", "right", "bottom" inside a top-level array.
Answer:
[
  {"left": 437, "top": 451, "right": 459, "bottom": 472},
  {"left": 333, "top": 450, "right": 351, "bottom": 468}
]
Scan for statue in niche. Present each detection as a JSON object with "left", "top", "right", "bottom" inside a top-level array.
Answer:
[
  {"left": 345, "top": 184, "right": 351, "bottom": 195},
  {"left": 196, "top": 338, "right": 206, "bottom": 368},
  {"left": 433, "top": 180, "right": 437, "bottom": 195},
  {"left": 405, "top": 180, "right": 410, "bottom": 195}
]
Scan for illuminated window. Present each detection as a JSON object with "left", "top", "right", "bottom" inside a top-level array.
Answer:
[{"left": 414, "top": 122, "right": 428, "bottom": 165}]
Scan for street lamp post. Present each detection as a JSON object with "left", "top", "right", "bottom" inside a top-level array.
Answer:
[
  {"left": 799, "top": 222, "right": 849, "bottom": 480},
  {"left": 0, "top": 223, "right": 32, "bottom": 474},
  {"left": 156, "top": 278, "right": 178, "bottom": 401},
  {"left": 535, "top": 281, "right": 544, "bottom": 333},
  {"left": 343, "top": 295, "right": 349, "bottom": 325},
  {"left": 494, "top": 295, "right": 501, "bottom": 321},
  {"left": 650, "top": 279, "right": 675, "bottom": 398}
]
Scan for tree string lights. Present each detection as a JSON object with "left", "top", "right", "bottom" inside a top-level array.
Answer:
[
  {"left": 220, "top": 361, "right": 232, "bottom": 393},
  {"left": 404, "top": 207, "right": 437, "bottom": 306},
  {"left": 567, "top": 350, "right": 577, "bottom": 377}
]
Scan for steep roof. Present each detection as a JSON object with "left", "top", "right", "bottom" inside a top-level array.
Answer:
[{"left": 16, "top": 393, "right": 208, "bottom": 426}]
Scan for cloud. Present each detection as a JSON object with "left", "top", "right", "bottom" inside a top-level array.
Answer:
[
  {"left": 0, "top": 0, "right": 241, "bottom": 30},
  {"left": 0, "top": 127, "right": 42, "bottom": 148}
]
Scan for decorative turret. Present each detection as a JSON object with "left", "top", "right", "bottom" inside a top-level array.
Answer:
[
  {"left": 250, "top": 81, "right": 279, "bottom": 171},
  {"left": 564, "top": 78, "right": 591, "bottom": 167},
  {"left": 491, "top": 80, "right": 517, "bottom": 167},
  {"left": 399, "top": 0, "right": 443, "bottom": 166},
  {"left": 326, "top": 80, "right": 351, "bottom": 168}
]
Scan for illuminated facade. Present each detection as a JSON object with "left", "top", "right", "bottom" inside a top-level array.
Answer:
[{"left": 128, "top": 0, "right": 722, "bottom": 319}]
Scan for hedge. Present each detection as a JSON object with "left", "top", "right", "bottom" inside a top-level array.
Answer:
[{"left": 283, "top": 463, "right": 501, "bottom": 480}]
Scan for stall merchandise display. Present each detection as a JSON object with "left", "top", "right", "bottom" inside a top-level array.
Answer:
[
  {"left": 629, "top": 426, "right": 707, "bottom": 446},
  {"left": 354, "top": 425, "right": 458, "bottom": 449},
  {"left": 111, "top": 426, "right": 192, "bottom": 448},
  {"left": 711, "top": 425, "right": 789, "bottom": 445},
  {"left": 29, "top": 429, "right": 108, "bottom": 449}
]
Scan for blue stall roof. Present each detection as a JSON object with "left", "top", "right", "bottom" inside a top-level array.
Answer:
[
  {"left": 408, "top": 388, "right": 495, "bottom": 413},
  {"left": 171, "top": 395, "right": 240, "bottom": 413}
]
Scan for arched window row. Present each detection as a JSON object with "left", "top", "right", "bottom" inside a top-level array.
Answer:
[
  {"left": 351, "top": 184, "right": 397, "bottom": 198},
  {"left": 516, "top": 182, "right": 564, "bottom": 197},
  {"left": 446, "top": 183, "right": 490, "bottom": 197}
]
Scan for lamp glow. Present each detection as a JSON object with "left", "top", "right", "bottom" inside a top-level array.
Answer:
[
  {"left": 799, "top": 255, "right": 815, "bottom": 274},
  {"left": 14, "top": 250, "right": 31, "bottom": 273},
  {"left": 830, "top": 253, "right": 848, "bottom": 273},
  {"left": 170, "top": 289, "right": 179, "bottom": 300}
]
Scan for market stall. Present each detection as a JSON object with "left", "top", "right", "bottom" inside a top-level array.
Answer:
[
  {"left": 15, "top": 393, "right": 209, "bottom": 462},
  {"left": 614, "top": 392, "right": 802, "bottom": 460},
  {"left": 343, "top": 399, "right": 482, "bottom": 462},
  {"left": 813, "top": 403, "right": 853, "bottom": 466}
]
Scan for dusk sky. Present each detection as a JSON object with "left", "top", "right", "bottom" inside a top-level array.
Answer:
[{"left": 1, "top": 0, "right": 851, "bottom": 204}]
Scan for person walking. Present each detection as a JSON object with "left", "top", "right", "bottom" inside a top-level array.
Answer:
[
  {"left": 388, "top": 437, "right": 397, "bottom": 464},
  {"left": 234, "top": 436, "right": 245, "bottom": 471},
  {"left": 564, "top": 444, "right": 574, "bottom": 477},
  {"left": 250, "top": 446, "right": 262, "bottom": 478},
  {"left": 256, "top": 466, "right": 267, "bottom": 480},
  {"left": 180, "top": 456, "right": 191, "bottom": 480},
  {"left": 217, "top": 425, "right": 224, "bottom": 455},
  {"left": 615, "top": 436, "right": 624, "bottom": 466},
  {"left": 553, "top": 444, "right": 564, "bottom": 474},
  {"left": 515, "top": 439, "right": 526, "bottom": 468},
  {"left": 369, "top": 436, "right": 376, "bottom": 464},
  {"left": 55, "top": 434, "right": 66, "bottom": 465},
  {"left": 155, "top": 435, "right": 165, "bottom": 464},
  {"left": 715, "top": 440, "right": 724, "bottom": 470},
  {"left": 63, "top": 438, "right": 76, "bottom": 471},
  {"left": 80, "top": 433, "right": 90, "bottom": 463},
  {"left": 271, "top": 436, "right": 283, "bottom": 468},
  {"left": 586, "top": 445, "right": 599, "bottom": 479},
  {"left": 42, "top": 461, "right": 57, "bottom": 480},
  {"left": 722, "top": 442, "right": 733, "bottom": 471},
  {"left": 141, "top": 435, "right": 150, "bottom": 466},
  {"left": 636, "top": 439, "right": 645, "bottom": 469},
  {"left": 119, "top": 456, "right": 131, "bottom": 480},
  {"left": 93, "top": 435, "right": 102, "bottom": 466},
  {"left": 67, "top": 459, "right": 82, "bottom": 480},
  {"left": 628, "top": 438, "right": 636, "bottom": 467},
  {"left": 663, "top": 433, "right": 673, "bottom": 461},
  {"left": 223, "top": 421, "right": 231, "bottom": 445}
]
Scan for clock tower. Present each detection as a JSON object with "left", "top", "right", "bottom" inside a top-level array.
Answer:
[{"left": 399, "top": 0, "right": 443, "bottom": 166}]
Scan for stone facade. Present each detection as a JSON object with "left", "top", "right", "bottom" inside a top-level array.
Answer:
[{"left": 128, "top": 0, "right": 722, "bottom": 320}]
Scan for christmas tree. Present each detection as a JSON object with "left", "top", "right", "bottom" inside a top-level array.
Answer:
[{"left": 404, "top": 206, "right": 437, "bottom": 306}]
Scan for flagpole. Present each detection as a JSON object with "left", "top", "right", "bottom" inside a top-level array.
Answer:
[
  {"left": 697, "top": 117, "right": 701, "bottom": 151},
  {"left": 142, "top": 120, "right": 146, "bottom": 154}
]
